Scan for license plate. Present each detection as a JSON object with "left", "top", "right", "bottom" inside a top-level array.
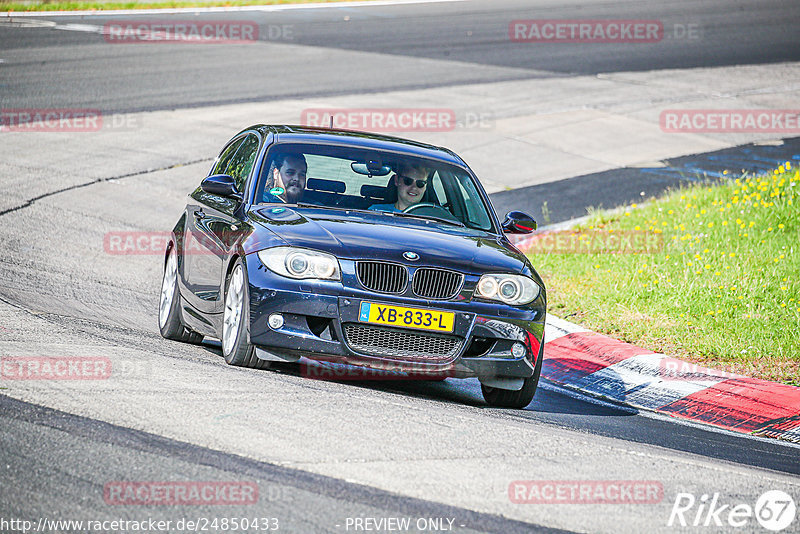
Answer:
[{"left": 358, "top": 302, "right": 455, "bottom": 333}]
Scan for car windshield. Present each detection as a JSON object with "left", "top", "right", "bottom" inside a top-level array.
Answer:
[{"left": 255, "top": 142, "right": 495, "bottom": 231}]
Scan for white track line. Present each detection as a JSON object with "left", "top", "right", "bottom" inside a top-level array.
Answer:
[{"left": 2, "top": 0, "right": 467, "bottom": 17}]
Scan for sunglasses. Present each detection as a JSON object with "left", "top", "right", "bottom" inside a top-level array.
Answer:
[{"left": 400, "top": 176, "right": 428, "bottom": 188}]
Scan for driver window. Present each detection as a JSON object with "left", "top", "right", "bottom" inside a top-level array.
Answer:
[
  {"left": 211, "top": 137, "right": 244, "bottom": 176},
  {"left": 225, "top": 134, "right": 260, "bottom": 192},
  {"left": 454, "top": 175, "right": 491, "bottom": 229}
]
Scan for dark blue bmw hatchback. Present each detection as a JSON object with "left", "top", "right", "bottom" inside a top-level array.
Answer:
[{"left": 159, "top": 125, "right": 546, "bottom": 408}]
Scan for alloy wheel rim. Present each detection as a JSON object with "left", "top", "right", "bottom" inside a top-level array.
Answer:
[
  {"left": 158, "top": 250, "right": 177, "bottom": 329},
  {"left": 223, "top": 265, "right": 244, "bottom": 355}
]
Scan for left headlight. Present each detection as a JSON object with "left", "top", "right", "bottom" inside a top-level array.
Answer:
[
  {"left": 475, "top": 273, "right": 540, "bottom": 306},
  {"left": 257, "top": 247, "right": 341, "bottom": 281}
]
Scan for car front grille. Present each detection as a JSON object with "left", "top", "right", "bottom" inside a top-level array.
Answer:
[
  {"left": 412, "top": 268, "right": 463, "bottom": 300},
  {"left": 343, "top": 323, "right": 463, "bottom": 362},
  {"left": 357, "top": 262, "right": 463, "bottom": 300},
  {"left": 356, "top": 261, "right": 407, "bottom": 294}
]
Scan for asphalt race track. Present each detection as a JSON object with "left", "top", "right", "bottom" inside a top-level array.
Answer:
[{"left": 1, "top": 1, "right": 799, "bottom": 533}]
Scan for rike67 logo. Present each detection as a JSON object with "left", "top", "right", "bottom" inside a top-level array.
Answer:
[{"left": 669, "top": 490, "right": 796, "bottom": 531}]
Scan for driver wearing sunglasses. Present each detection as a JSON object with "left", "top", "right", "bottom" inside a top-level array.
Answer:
[{"left": 369, "top": 164, "right": 429, "bottom": 213}]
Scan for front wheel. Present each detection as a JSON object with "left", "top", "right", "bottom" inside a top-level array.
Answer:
[
  {"left": 159, "top": 246, "right": 203, "bottom": 344},
  {"left": 222, "top": 259, "right": 269, "bottom": 369},
  {"left": 481, "top": 341, "right": 543, "bottom": 409}
]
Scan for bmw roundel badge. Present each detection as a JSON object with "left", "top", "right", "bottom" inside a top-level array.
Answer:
[{"left": 403, "top": 251, "right": 420, "bottom": 261}]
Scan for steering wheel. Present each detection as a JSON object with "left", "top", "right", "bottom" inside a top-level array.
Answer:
[
  {"left": 402, "top": 202, "right": 462, "bottom": 224},
  {"left": 402, "top": 202, "right": 438, "bottom": 213}
]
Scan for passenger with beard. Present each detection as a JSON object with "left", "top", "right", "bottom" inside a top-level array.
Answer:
[{"left": 264, "top": 152, "right": 307, "bottom": 204}]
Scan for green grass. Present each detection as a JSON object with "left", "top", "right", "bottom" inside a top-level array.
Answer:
[
  {"left": 1, "top": 0, "right": 357, "bottom": 11},
  {"left": 529, "top": 163, "right": 800, "bottom": 386}
]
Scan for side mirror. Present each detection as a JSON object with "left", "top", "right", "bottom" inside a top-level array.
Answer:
[
  {"left": 201, "top": 174, "right": 242, "bottom": 200},
  {"left": 502, "top": 211, "right": 537, "bottom": 234}
]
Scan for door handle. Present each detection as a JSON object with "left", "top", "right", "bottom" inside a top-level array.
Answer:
[{"left": 193, "top": 209, "right": 206, "bottom": 219}]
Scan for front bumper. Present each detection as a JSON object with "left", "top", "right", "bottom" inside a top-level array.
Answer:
[{"left": 245, "top": 255, "right": 544, "bottom": 379}]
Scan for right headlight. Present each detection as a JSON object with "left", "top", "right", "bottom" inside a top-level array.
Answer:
[
  {"left": 475, "top": 273, "right": 540, "bottom": 306},
  {"left": 257, "top": 247, "right": 341, "bottom": 281}
]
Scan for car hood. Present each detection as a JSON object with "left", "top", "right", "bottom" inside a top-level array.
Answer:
[{"left": 249, "top": 206, "right": 526, "bottom": 275}]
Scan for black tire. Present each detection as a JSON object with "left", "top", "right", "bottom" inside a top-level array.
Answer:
[
  {"left": 481, "top": 338, "right": 544, "bottom": 409},
  {"left": 221, "top": 258, "right": 270, "bottom": 370},
  {"left": 159, "top": 247, "right": 203, "bottom": 344}
]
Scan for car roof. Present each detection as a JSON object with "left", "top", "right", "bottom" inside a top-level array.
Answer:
[{"left": 239, "top": 125, "right": 468, "bottom": 168}]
